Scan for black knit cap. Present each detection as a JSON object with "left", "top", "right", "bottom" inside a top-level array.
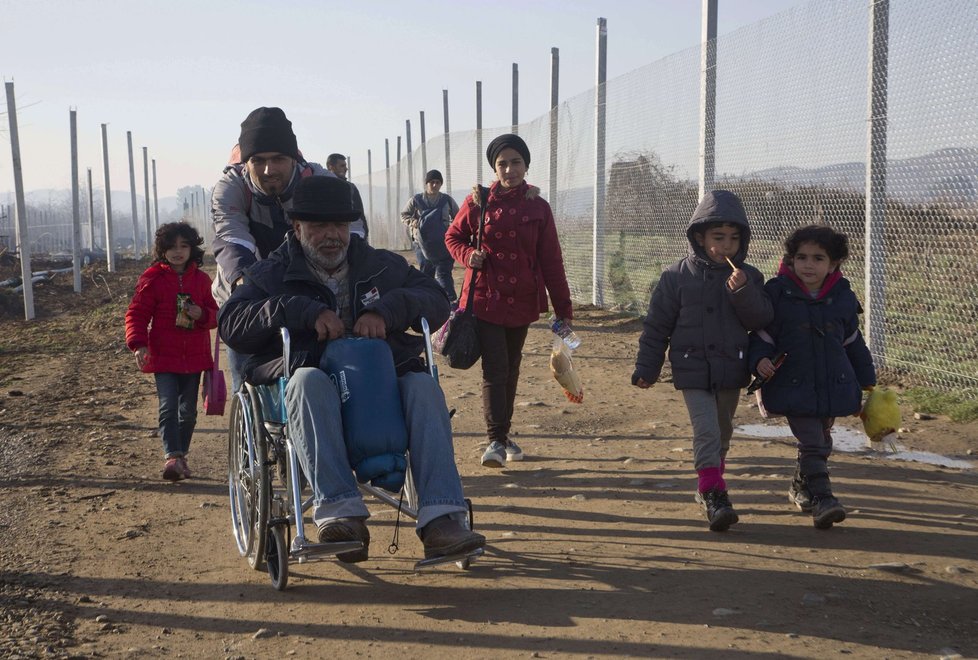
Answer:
[
  {"left": 238, "top": 107, "right": 300, "bottom": 162},
  {"left": 486, "top": 133, "right": 530, "bottom": 168},
  {"left": 424, "top": 169, "right": 443, "bottom": 184},
  {"left": 287, "top": 176, "right": 361, "bottom": 223}
]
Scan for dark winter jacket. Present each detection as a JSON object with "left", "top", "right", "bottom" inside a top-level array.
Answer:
[
  {"left": 445, "top": 181, "right": 572, "bottom": 327},
  {"left": 125, "top": 261, "right": 218, "bottom": 374},
  {"left": 748, "top": 264, "right": 876, "bottom": 418},
  {"left": 632, "top": 190, "right": 773, "bottom": 391},
  {"left": 218, "top": 233, "right": 450, "bottom": 384}
]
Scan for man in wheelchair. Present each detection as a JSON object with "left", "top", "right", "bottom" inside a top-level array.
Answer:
[{"left": 219, "top": 175, "right": 485, "bottom": 563}]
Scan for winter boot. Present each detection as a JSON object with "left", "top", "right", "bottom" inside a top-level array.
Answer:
[
  {"left": 807, "top": 472, "right": 846, "bottom": 529},
  {"left": 788, "top": 468, "right": 813, "bottom": 512},
  {"left": 702, "top": 488, "right": 739, "bottom": 532}
]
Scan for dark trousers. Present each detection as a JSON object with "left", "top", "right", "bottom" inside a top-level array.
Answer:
[
  {"left": 413, "top": 243, "right": 434, "bottom": 276},
  {"left": 432, "top": 258, "right": 457, "bottom": 303},
  {"left": 787, "top": 415, "right": 835, "bottom": 493},
  {"left": 477, "top": 319, "right": 529, "bottom": 444},
  {"left": 155, "top": 372, "right": 201, "bottom": 458}
]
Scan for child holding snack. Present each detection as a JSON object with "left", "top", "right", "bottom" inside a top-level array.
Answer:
[{"left": 126, "top": 222, "right": 218, "bottom": 481}]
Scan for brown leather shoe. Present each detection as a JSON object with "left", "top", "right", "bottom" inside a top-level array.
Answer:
[
  {"left": 318, "top": 517, "right": 369, "bottom": 563},
  {"left": 420, "top": 516, "right": 485, "bottom": 559}
]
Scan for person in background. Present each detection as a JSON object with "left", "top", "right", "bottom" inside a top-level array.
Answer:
[
  {"left": 445, "top": 134, "right": 573, "bottom": 468},
  {"left": 126, "top": 222, "right": 218, "bottom": 481},
  {"left": 400, "top": 169, "right": 460, "bottom": 303},
  {"left": 748, "top": 224, "right": 875, "bottom": 529},
  {"left": 326, "top": 153, "right": 369, "bottom": 241},
  {"left": 211, "top": 106, "right": 327, "bottom": 392},
  {"left": 632, "top": 190, "right": 773, "bottom": 532}
]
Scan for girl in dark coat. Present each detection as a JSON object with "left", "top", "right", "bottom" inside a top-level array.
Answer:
[
  {"left": 126, "top": 223, "right": 218, "bottom": 481},
  {"left": 748, "top": 225, "right": 876, "bottom": 529}
]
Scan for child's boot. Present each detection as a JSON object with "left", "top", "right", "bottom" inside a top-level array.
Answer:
[
  {"left": 788, "top": 467, "right": 813, "bottom": 512},
  {"left": 702, "top": 489, "right": 739, "bottom": 532},
  {"left": 807, "top": 472, "right": 846, "bottom": 529}
]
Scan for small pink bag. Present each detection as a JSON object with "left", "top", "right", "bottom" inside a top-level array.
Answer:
[{"left": 203, "top": 333, "right": 227, "bottom": 416}]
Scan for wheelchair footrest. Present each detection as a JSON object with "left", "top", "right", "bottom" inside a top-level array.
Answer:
[
  {"left": 413, "top": 546, "right": 484, "bottom": 571},
  {"left": 291, "top": 539, "right": 364, "bottom": 562}
]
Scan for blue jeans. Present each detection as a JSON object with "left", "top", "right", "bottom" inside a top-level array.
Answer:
[
  {"left": 413, "top": 242, "right": 434, "bottom": 276},
  {"left": 285, "top": 367, "right": 466, "bottom": 530},
  {"left": 155, "top": 372, "right": 201, "bottom": 458},
  {"left": 432, "top": 257, "right": 457, "bottom": 303},
  {"left": 226, "top": 344, "right": 249, "bottom": 394}
]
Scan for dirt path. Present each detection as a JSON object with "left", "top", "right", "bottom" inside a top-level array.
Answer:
[{"left": 1, "top": 261, "right": 976, "bottom": 659}]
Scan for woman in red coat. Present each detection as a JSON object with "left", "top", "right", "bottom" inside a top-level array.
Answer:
[
  {"left": 445, "top": 133, "right": 574, "bottom": 468},
  {"left": 125, "top": 222, "right": 218, "bottom": 481}
]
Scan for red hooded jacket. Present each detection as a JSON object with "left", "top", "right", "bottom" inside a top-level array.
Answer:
[
  {"left": 445, "top": 181, "right": 572, "bottom": 327},
  {"left": 125, "top": 261, "right": 218, "bottom": 374}
]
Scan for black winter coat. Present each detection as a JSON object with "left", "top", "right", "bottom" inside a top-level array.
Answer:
[
  {"left": 219, "top": 233, "right": 450, "bottom": 383},
  {"left": 747, "top": 271, "right": 876, "bottom": 418}
]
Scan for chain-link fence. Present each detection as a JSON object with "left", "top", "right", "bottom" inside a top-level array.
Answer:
[{"left": 354, "top": 0, "right": 978, "bottom": 393}]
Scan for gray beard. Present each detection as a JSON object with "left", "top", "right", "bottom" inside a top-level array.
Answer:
[{"left": 298, "top": 232, "right": 348, "bottom": 272}]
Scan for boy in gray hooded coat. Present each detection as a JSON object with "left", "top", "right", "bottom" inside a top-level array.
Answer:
[{"left": 632, "top": 190, "right": 773, "bottom": 531}]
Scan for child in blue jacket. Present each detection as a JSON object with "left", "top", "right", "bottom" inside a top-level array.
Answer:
[{"left": 748, "top": 225, "right": 876, "bottom": 529}]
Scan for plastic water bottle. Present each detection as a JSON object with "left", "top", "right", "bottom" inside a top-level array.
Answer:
[{"left": 551, "top": 316, "right": 582, "bottom": 350}]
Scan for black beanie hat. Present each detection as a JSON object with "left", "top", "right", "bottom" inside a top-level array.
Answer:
[
  {"left": 424, "top": 169, "right": 443, "bottom": 184},
  {"left": 486, "top": 133, "right": 530, "bottom": 168},
  {"left": 238, "top": 107, "right": 300, "bottom": 162},
  {"left": 287, "top": 176, "right": 362, "bottom": 223}
]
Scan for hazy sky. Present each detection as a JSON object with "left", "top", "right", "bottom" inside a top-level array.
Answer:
[{"left": 1, "top": 0, "right": 803, "bottom": 199}]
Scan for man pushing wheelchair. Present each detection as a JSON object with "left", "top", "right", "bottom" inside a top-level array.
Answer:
[{"left": 219, "top": 175, "right": 486, "bottom": 564}]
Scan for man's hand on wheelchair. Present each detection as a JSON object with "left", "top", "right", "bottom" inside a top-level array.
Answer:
[
  {"left": 353, "top": 311, "right": 387, "bottom": 339},
  {"left": 315, "top": 309, "right": 345, "bottom": 341}
]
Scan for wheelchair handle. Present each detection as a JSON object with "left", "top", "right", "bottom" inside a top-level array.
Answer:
[{"left": 280, "top": 327, "right": 292, "bottom": 379}]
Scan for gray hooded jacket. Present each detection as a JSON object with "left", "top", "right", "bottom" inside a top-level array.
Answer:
[{"left": 632, "top": 190, "right": 773, "bottom": 391}]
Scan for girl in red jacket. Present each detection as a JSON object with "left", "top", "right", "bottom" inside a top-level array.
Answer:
[
  {"left": 125, "top": 222, "right": 218, "bottom": 481},
  {"left": 446, "top": 133, "right": 574, "bottom": 468}
]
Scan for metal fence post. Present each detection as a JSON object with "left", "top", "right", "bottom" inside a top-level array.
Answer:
[
  {"left": 5, "top": 82, "right": 35, "bottom": 319},
  {"left": 592, "top": 17, "right": 608, "bottom": 307},
  {"left": 152, "top": 159, "right": 159, "bottom": 232},
  {"left": 127, "top": 131, "right": 140, "bottom": 256},
  {"left": 100, "top": 123, "right": 115, "bottom": 272},
  {"left": 549, "top": 47, "right": 559, "bottom": 210},
  {"left": 86, "top": 167, "right": 95, "bottom": 250},
  {"left": 476, "top": 81, "right": 483, "bottom": 186},
  {"left": 70, "top": 109, "right": 82, "bottom": 292},
  {"left": 367, "top": 148, "right": 374, "bottom": 228},
  {"left": 865, "top": 0, "right": 889, "bottom": 367},
  {"left": 396, "top": 135, "right": 402, "bottom": 215},
  {"left": 699, "top": 0, "right": 717, "bottom": 198},
  {"left": 512, "top": 63, "right": 519, "bottom": 133},
  {"left": 443, "top": 90, "right": 452, "bottom": 197},
  {"left": 385, "top": 138, "right": 392, "bottom": 229},
  {"left": 142, "top": 147, "right": 151, "bottom": 254},
  {"left": 420, "top": 110, "right": 427, "bottom": 176},
  {"left": 406, "top": 119, "right": 414, "bottom": 195}
]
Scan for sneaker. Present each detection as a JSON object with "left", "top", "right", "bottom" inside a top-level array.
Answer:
[
  {"left": 419, "top": 516, "right": 486, "bottom": 559},
  {"left": 788, "top": 475, "right": 813, "bottom": 512},
  {"left": 504, "top": 439, "right": 524, "bottom": 462},
  {"left": 318, "top": 517, "right": 370, "bottom": 563},
  {"left": 162, "top": 458, "right": 185, "bottom": 482},
  {"left": 481, "top": 441, "right": 507, "bottom": 468},
  {"left": 702, "top": 488, "right": 739, "bottom": 532},
  {"left": 811, "top": 495, "right": 846, "bottom": 529},
  {"left": 179, "top": 457, "right": 192, "bottom": 479}
]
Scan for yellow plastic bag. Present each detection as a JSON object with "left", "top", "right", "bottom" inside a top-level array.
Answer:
[
  {"left": 860, "top": 387, "right": 900, "bottom": 450},
  {"left": 550, "top": 338, "right": 583, "bottom": 404}
]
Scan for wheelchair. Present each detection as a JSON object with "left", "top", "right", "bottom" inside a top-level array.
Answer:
[{"left": 227, "top": 319, "right": 481, "bottom": 590}]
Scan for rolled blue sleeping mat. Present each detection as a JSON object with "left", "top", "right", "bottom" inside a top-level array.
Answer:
[{"left": 321, "top": 337, "right": 408, "bottom": 492}]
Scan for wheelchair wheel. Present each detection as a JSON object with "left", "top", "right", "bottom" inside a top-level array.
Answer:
[
  {"left": 228, "top": 394, "right": 259, "bottom": 558},
  {"left": 248, "top": 408, "right": 271, "bottom": 571},
  {"left": 266, "top": 524, "right": 289, "bottom": 591}
]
